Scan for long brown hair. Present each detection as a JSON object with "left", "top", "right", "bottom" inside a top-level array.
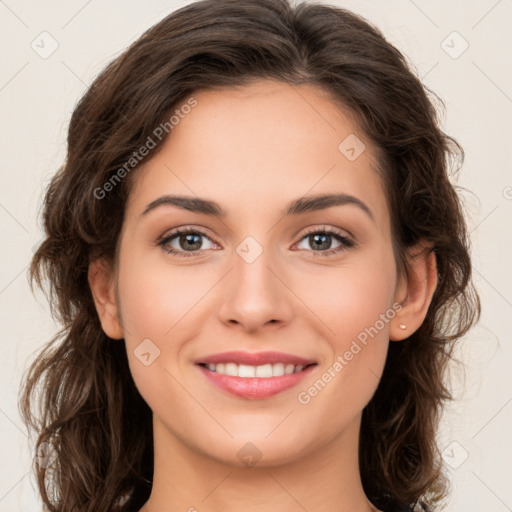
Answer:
[{"left": 19, "top": 1, "right": 480, "bottom": 510}]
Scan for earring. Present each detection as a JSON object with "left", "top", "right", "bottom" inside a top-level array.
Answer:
[{"left": 399, "top": 324, "right": 406, "bottom": 330}]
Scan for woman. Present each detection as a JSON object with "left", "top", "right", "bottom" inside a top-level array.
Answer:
[{"left": 19, "top": 0, "right": 480, "bottom": 511}]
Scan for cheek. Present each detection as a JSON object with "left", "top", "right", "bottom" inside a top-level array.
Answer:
[
  {"left": 117, "top": 248, "right": 208, "bottom": 339},
  {"left": 115, "top": 247, "right": 216, "bottom": 407},
  {"left": 295, "top": 250, "right": 396, "bottom": 349},
  {"left": 293, "top": 249, "right": 396, "bottom": 406},
  {"left": 115, "top": 250, "right": 176, "bottom": 387}
]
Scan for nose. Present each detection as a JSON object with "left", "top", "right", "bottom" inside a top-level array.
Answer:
[{"left": 217, "top": 243, "right": 293, "bottom": 333}]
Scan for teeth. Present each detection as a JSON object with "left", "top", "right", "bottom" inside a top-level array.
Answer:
[
  {"left": 273, "top": 363, "right": 284, "bottom": 377},
  {"left": 204, "top": 362, "right": 307, "bottom": 377},
  {"left": 255, "top": 364, "right": 272, "bottom": 378},
  {"left": 285, "top": 364, "right": 295, "bottom": 374},
  {"left": 238, "top": 364, "right": 256, "bottom": 377},
  {"left": 224, "top": 362, "right": 238, "bottom": 377}
]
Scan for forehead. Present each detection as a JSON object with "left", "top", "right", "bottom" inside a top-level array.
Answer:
[{"left": 126, "top": 80, "right": 389, "bottom": 225}]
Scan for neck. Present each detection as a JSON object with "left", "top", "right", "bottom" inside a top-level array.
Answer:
[{"left": 140, "top": 413, "right": 379, "bottom": 512}]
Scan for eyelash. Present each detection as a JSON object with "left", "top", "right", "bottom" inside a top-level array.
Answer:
[{"left": 157, "top": 226, "right": 355, "bottom": 258}]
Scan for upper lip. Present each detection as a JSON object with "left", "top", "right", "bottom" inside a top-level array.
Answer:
[{"left": 196, "top": 351, "right": 316, "bottom": 367}]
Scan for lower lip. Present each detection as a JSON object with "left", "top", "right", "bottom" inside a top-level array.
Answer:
[{"left": 197, "top": 364, "right": 316, "bottom": 399}]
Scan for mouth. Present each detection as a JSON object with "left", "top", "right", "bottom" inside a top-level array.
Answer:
[{"left": 195, "top": 351, "right": 318, "bottom": 399}]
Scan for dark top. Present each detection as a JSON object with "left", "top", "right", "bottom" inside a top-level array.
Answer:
[{"left": 371, "top": 496, "right": 428, "bottom": 512}]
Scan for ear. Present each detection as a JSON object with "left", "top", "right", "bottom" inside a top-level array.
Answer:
[
  {"left": 390, "top": 242, "right": 438, "bottom": 341},
  {"left": 88, "top": 258, "right": 124, "bottom": 339}
]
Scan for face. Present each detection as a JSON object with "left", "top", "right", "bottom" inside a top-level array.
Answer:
[{"left": 104, "top": 80, "right": 405, "bottom": 467}]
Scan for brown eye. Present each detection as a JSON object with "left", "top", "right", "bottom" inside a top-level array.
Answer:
[
  {"left": 295, "top": 228, "right": 355, "bottom": 256},
  {"left": 158, "top": 228, "right": 217, "bottom": 257}
]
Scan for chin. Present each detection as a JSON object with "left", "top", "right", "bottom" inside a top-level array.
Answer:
[{"left": 182, "top": 421, "right": 322, "bottom": 469}]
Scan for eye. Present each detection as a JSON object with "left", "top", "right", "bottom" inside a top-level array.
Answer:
[
  {"left": 294, "top": 227, "right": 355, "bottom": 256},
  {"left": 157, "top": 225, "right": 355, "bottom": 258},
  {"left": 158, "top": 228, "right": 218, "bottom": 257}
]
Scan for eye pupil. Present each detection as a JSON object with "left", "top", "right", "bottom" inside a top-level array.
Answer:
[
  {"left": 181, "top": 233, "right": 202, "bottom": 250},
  {"left": 310, "top": 233, "right": 331, "bottom": 250}
]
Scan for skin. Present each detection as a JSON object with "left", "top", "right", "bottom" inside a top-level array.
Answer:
[{"left": 89, "top": 80, "right": 437, "bottom": 512}]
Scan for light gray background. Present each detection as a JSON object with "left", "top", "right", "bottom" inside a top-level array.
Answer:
[{"left": 0, "top": 1, "right": 511, "bottom": 510}]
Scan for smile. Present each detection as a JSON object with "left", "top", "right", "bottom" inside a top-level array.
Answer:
[{"left": 195, "top": 351, "right": 317, "bottom": 399}]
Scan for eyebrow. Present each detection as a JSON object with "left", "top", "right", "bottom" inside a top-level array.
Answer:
[{"left": 141, "top": 193, "right": 374, "bottom": 221}]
